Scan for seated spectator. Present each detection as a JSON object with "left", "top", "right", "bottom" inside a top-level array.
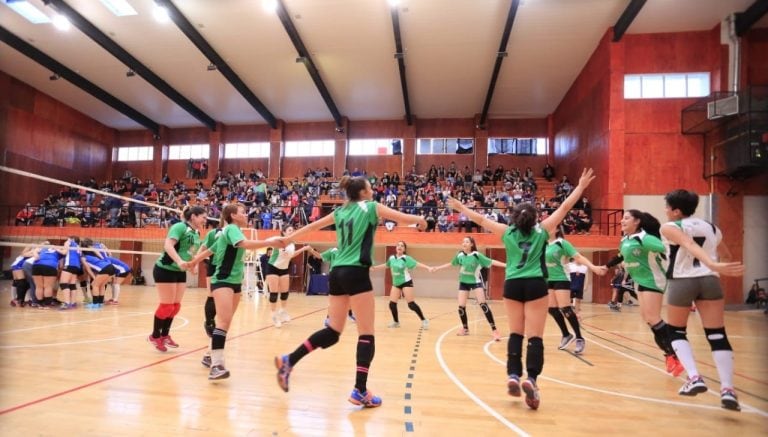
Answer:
[
  {"left": 15, "top": 204, "right": 35, "bottom": 226},
  {"left": 746, "top": 283, "right": 767, "bottom": 309},
  {"left": 425, "top": 211, "right": 436, "bottom": 232},
  {"left": 543, "top": 162, "right": 555, "bottom": 182}
]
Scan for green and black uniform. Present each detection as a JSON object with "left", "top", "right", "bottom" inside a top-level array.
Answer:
[
  {"left": 387, "top": 255, "right": 418, "bottom": 288},
  {"left": 328, "top": 200, "right": 378, "bottom": 296},
  {"left": 545, "top": 237, "right": 577, "bottom": 287},
  {"left": 451, "top": 251, "right": 493, "bottom": 289},
  {"left": 153, "top": 221, "right": 201, "bottom": 283},
  {"left": 211, "top": 223, "right": 247, "bottom": 291},
  {"left": 617, "top": 230, "right": 667, "bottom": 293}
]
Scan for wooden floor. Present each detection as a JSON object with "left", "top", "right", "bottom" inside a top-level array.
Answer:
[{"left": 1, "top": 284, "right": 766, "bottom": 436}]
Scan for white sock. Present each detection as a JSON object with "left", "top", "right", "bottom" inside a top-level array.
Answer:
[
  {"left": 211, "top": 349, "right": 225, "bottom": 367},
  {"left": 112, "top": 283, "right": 121, "bottom": 301},
  {"left": 712, "top": 350, "right": 734, "bottom": 390},
  {"left": 671, "top": 339, "right": 699, "bottom": 378}
]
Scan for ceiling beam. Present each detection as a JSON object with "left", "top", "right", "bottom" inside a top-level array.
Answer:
[
  {"left": 389, "top": 6, "right": 412, "bottom": 126},
  {"left": 42, "top": 0, "right": 217, "bottom": 131},
  {"left": 0, "top": 25, "right": 160, "bottom": 134},
  {"left": 735, "top": 0, "right": 768, "bottom": 36},
  {"left": 274, "top": 0, "right": 343, "bottom": 128},
  {"left": 612, "top": 0, "right": 647, "bottom": 42},
  {"left": 157, "top": 0, "right": 278, "bottom": 129},
  {"left": 478, "top": 0, "right": 520, "bottom": 129}
]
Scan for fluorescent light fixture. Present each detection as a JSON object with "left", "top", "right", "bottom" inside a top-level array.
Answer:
[
  {"left": 261, "top": 0, "right": 278, "bottom": 13},
  {"left": 98, "top": 0, "right": 137, "bottom": 17},
  {"left": 5, "top": 0, "right": 51, "bottom": 24},
  {"left": 52, "top": 13, "right": 71, "bottom": 31},
  {"left": 152, "top": 4, "right": 169, "bottom": 23}
]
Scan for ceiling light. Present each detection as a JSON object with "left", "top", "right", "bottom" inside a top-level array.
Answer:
[
  {"left": 98, "top": 0, "right": 137, "bottom": 17},
  {"left": 49, "top": 73, "right": 60, "bottom": 81},
  {"left": 152, "top": 4, "right": 169, "bottom": 23},
  {"left": 261, "top": 0, "right": 278, "bottom": 13},
  {"left": 126, "top": 69, "right": 136, "bottom": 77},
  {"left": 5, "top": 0, "right": 51, "bottom": 24},
  {"left": 388, "top": 0, "right": 401, "bottom": 7},
  {"left": 206, "top": 63, "right": 217, "bottom": 71},
  {"left": 52, "top": 14, "right": 70, "bottom": 31}
]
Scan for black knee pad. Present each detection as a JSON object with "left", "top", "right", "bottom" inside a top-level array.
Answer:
[
  {"left": 269, "top": 292, "right": 279, "bottom": 303},
  {"left": 704, "top": 327, "right": 732, "bottom": 351},
  {"left": 319, "top": 327, "right": 341, "bottom": 349},
  {"left": 407, "top": 302, "right": 419, "bottom": 311},
  {"left": 458, "top": 306, "right": 466, "bottom": 317},
  {"left": 526, "top": 337, "right": 545, "bottom": 379},
  {"left": 479, "top": 302, "right": 490, "bottom": 314},
  {"left": 80, "top": 280, "right": 88, "bottom": 288},
  {"left": 280, "top": 292, "right": 289, "bottom": 301},
  {"left": 667, "top": 324, "right": 688, "bottom": 343},
  {"left": 560, "top": 306, "right": 575, "bottom": 319}
]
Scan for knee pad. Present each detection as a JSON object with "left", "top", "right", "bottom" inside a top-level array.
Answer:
[
  {"left": 155, "top": 303, "right": 175, "bottom": 319},
  {"left": 458, "top": 306, "right": 466, "bottom": 317},
  {"left": 205, "top": 296, "right": 216, "bottom": 319},
  {"left": 704, "top": 327, "right": 732, "bottom": 351},
  {"left": 269, "top": 292, "right": 279, "bottom": 303},
  {"left": 280, "top": 292, "right": 289, "bottom": 301},
  {"left": 560, "top": 306, "right": 575, "bottom": 319},
  {"left": 12, "top": 279, "right": 21, "bottom": 288},
  {"left": 667, "top": 324, "right": 688, "bottom": 343},
  {"left": 317, "top": 327, "right": 341, "bottom": 349},
  {"left": 80, "top": 280, "right": 88, "bottom": 288},
  {"left": 172, "top": 302, "right": 181, "bottom": 317},
  {"left": 479, "top": 302, "right": 490, "bottom": 314},
  {"left": 407, "top": 302, "right": 419, "bottom": 311}
]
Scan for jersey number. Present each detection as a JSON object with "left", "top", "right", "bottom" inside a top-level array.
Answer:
[
  {"left": 516, "top": 242, "right": 532, "bottom": 269},
  {"left": 692, "top": 237, "right": 706, "bottom": 267},
  {"left": 339, "top": 218, "right": 354, "bottom": 247}
]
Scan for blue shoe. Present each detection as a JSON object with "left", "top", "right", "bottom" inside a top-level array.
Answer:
[
  {"left": 348, "top": 388, "right": 382, "bottom": 408},
  {"left": 348, "top": 313, "right": 357, "bottom": 323},
  {"left": 323, "top": 317, "right": 330, "bottom": 328},
  {"left": 507, "top": 375, "right": 521, "bottom": 397},
  {"left": 275, "top": 355, "right": 292, "bottom": 392}
]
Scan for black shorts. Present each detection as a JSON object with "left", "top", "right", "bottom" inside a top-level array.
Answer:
[
  {"left": 638, "top": 284, "right": 663, "bottom": 293},
  {"left": 205, "top": 259, "right": 216, "bottom": 278},
  {"left": 459, "top": 282, "right": 483, "bottom": 291},
  {"left": 211, "top": 282, "right": 242, "bottom": 294},
  {"left": 32, "top": 265, "right": 58, "bottom": 277},
  {"left": 504, "top": 278, "right": 548, "bottom": 302},
  {"left": 153, "top": 265, "right": 187, "bottom": 283},
  {"left": 329, "top": 266, "right": 372, "bottom": 296},
  {"left": 393, "top": 280, "right": 414, "bottom": 289},
  {"left": 115, "top": 271, "right": 131, "bottom": 278},
  {"left": 548, "top": 281, "right": 571, "bottom": 290},
  {"left": 570, "top": 288, "right": 584, "bottom": 300},
  {"left": 266, "top": 264, "right": 290, "bottom": 276},
  {"left": 97, "top": 264, "right": 117, "bottom": 276},
  {"left": 63, "top": 266, "right": 83, "bottom": 275}
]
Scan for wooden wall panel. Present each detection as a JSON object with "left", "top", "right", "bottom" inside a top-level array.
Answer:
[
  {"left": 486, "top": 118, "right": 548, "bottom": 138},
  {"left": 168, "top": 127, "right": 209, "bottom": 145},
  {"left": 414, "top": 154, "right": 474, "bottom": 175},
  {"left": 744, "top": 28, "right": 768, "bottom": 86},
  {"left": 284, "top": 121, "right": 336, "bottom": 141},
  {"left": 623, "top": 133, "right": 708, "bottom": 194},
  {"left": 222, "top": 124, "right": 271, "bottom": 143},
  {"left": 416, "top": 118, "right": 475, "bottom": 138},
  {"left": 623, "top": 30, "right": 715, "bottom": 73},
  {"left": 219, "top": 158, "right": 270, "bottom": 175},
  {"left": 348, "top": 119, "right": 407, "bottom": 139},
  {"left": 282, "top": 156, "right": 334, "bottom": 179},
  {"left": 347, "top": 155, "right": 402, "bottom": 178}
]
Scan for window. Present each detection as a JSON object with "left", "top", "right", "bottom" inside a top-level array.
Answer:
[
  {"left": 348, "top": 139, "right": 396, "bottom": 156},
  {"left": 624, "top": 72, "right": 710, "bottom": 99},
  {"left": 488, "top": 138, "right": 547, "bottom": 156},
  {"left": 116, "top": 146, "right": 153, "bottom": 162},
  {"left": 224, "top": 142, "right": 269, "bottom": 159},
  {"left": 284, "top": 140, "right": 335, "bottom": 157},
  {"left": 417, "top": 138, "right": 473, "bottom": 154},
  {"left": 168, "top": 144, "right": 209, "bottom": 160}
]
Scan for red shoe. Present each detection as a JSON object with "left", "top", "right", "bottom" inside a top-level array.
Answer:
[
  {"left": 163, "top": 335, "right": 179, "bottom": 348},
  {"left": 10, "top": 299, "right": 18, "bottom": 307},
  {"left": 148, "top": 335, "right": 167, "bottom": 352},
  {"left": 665, "top": 354, "right": 684, "bottom": 376}
]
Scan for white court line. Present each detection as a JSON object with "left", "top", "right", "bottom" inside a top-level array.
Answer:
[
  {"left": 481, "top": 336, "right": 768, "bottom": 417},
  {"left": 435, "top": 325, "right": 530, "bottom": 437},
  {"left": 0, "top": 318, "right": 189, "bottom": 349}
]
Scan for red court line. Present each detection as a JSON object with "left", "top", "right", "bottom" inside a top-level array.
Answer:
[
  {"left": 0, "top": 308, "right": 325, "bottom": 416},
  {"left": 583, "top": 320, "right": 768, "bottom": 386}
]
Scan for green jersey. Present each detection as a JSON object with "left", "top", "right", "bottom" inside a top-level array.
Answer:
[
  {"left": 320, "top": 248, "right": 338, "bottom": 270},
  {"left": 545, "top": 238, "right": 578, "bottom": 281},
  {"left": 387, "top": 254, "right": 418, "bottom": 287},
  {"left": 212, "top": 224, "right": 247, "bottom": 285},
  {"left": 619, "top": 231, "right": 667, "bottom": 292},
  {"left": 332, "top": 200, "right": 378, "bottom": 267},
  {"left": 203, "top": 228, "right": 223, "bottom": 262},
  {"left": 501, "top": 224, "right": 549, "bottom": 279},
  {"left": 156, "top": 222, "right": 201, "bottom": 271},
  {"left": 451, "top": 251, "right": 492, "bottom": 284}
]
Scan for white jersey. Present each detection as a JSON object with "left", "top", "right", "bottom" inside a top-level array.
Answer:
[
  {"left": 663, "top": 217, "right": 721, "bottom": 278},
  {"left": 271, "top": 243, "right": 296, "bottom": 269}
]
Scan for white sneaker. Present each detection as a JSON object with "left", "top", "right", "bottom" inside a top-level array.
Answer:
[
  {"left": 388, "top": 321, "right": 400, "bottom": 328},
  {"left": 421, "top": 319, "right": 430, "bottom": 330},
  {"left": 280, "top": 309, "right": 291, "bottom": 323},
  {"left": 272, "top": 312, "right": 282, "bottom": 328}
]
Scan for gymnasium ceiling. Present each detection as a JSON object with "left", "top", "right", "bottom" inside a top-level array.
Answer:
[{"left": 1, "top": 0, "right": 766, "bottom": 133}]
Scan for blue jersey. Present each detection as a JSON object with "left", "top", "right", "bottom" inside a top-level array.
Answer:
[
  {"left": 84, "top": 254, "right": 113, "bottom": 273},
  {"left": 107, "top": 257, "right": 131, "bottom": 276},
  {"left": 64, "top": 241, "right": 82, "bottom": 269},
  {"left": 92, "top": 242, "right": 110, "bottom": 259},
  {"left": 11, "top": 255, "right": 29, "bottom": 270},
  {"left": 34, "top": 248, "right": 63, "bottom": 268}
]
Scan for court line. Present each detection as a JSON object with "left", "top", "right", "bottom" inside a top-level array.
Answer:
[
  {"left": 481, "top": 335, "right": 768, "bottom": 417},
  {"left": 0, "top": 307, "right": 326, "bottom": 416},
  {"left": 582, "top": 318, "right": 768, "bottom": 387},
  {"left": 435, "top": 324, "right": 530, "bottom": 437}
]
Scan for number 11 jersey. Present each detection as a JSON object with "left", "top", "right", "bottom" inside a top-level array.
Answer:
[{"left": 332, "top": 200, "right": 379, "bottom": 267}]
